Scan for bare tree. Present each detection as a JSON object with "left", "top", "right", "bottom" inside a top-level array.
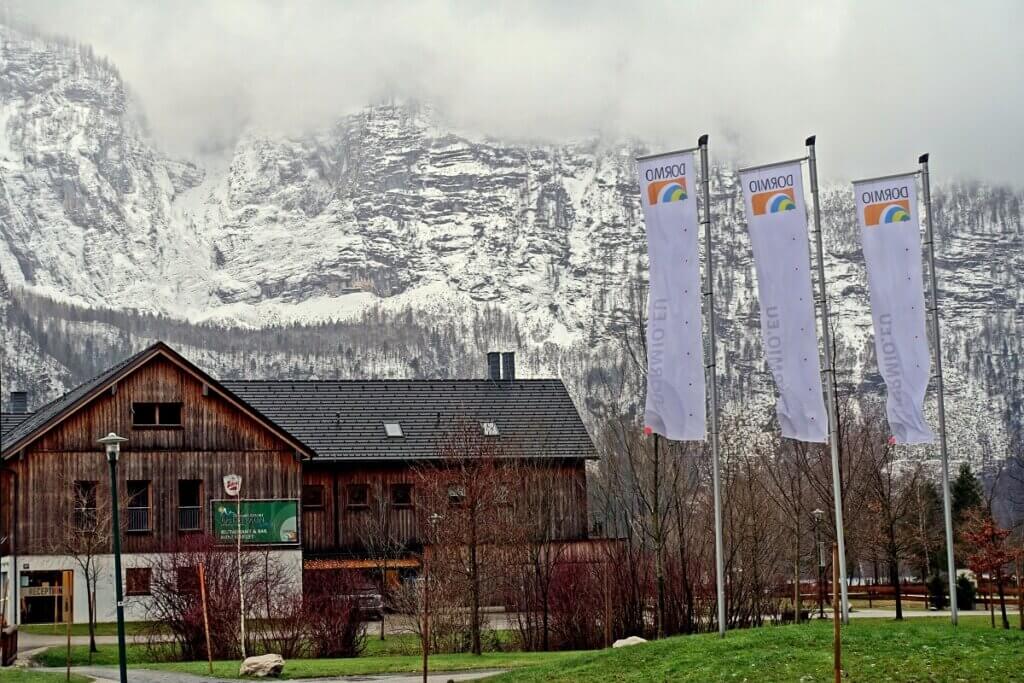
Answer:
[
  {"left": 414, "top": 417, "right": 517, "bottom": 655},
  {"left": 357, "top": 481, "right": 405, "bottom": 640},
  {"left": 42, "top": 472, "right": 129, "bottom": 657}
]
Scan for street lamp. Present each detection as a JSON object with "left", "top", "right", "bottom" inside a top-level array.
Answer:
[
  {"left": 98, "top": 432, "right": 129, "bottom": 683},
  {"left": 423, "top": 512, "right": 442, "bottom": 683},
  {"left": 812, "top": 508, "right": 826, "bottom": 619}
]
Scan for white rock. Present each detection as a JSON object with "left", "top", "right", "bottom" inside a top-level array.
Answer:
[
  {"left": 612, "top": 636, "right": 648, "bottom": 648},
  {"left": 239, "top": 654, "right": 285, "bottom": 678}
]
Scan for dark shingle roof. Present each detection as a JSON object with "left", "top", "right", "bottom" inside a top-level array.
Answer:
[
  {"left": 0, "top": 412, "right": 32, "bottom": 438},
  {"left": 1, "top": 346, "right": 155, "bottom": 454},
  {"left": 221, "top": 379, "right": 597, "bottom": 461}
]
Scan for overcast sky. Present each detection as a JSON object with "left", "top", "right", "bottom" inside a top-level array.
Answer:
[{"left": 8, "top": 1, "right": 1024, "bottom": 182}]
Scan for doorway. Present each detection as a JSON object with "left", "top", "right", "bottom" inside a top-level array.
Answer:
[{"left": 19, "top": 570, "right": 72, "bottom": 625}]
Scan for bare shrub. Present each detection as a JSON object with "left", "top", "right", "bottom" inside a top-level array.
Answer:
[
  {"left": 303, "top": 570, "right": 368, "bottom": 658},
  {"left": 144, "top": 535, "right": 242, "bottom": 661}
]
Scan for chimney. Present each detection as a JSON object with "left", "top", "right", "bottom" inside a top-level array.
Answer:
[
  {"left": 486, "top": 352, "right": 501, "bottom": 381},
  {"left": 501, "top": 352, "right": 516, "bottom": 381},
  {"left": 10, "top": 391, "right": 28, "bottom": 414}
]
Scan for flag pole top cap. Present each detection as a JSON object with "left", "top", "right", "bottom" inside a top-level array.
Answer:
[
  {"left": 805, "top": 135, "right": 816, "bottom": 146},
  {"left": 698, "top": 134, "right": 709, "bottom": 146},
  {"left": 918, "top": 153, "right": 930, "bottom": 164}
]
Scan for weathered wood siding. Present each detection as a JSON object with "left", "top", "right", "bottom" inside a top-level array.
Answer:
[
  {"left": 8, "top": 355, "right": 302, "bottom": 555},
  {"left": 302, "top": 460, "right": 588, "bottom": 554}
]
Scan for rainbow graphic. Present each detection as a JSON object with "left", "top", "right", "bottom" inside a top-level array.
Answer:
[
  {"left": 880, "top": 204, "right": 910, "bottom": 223},
  {"left": 864, "top": 199, "right": 912, "bottom": 226},
  {"left": 647, "top": 177, "right": 688, "bottom": 205},
  {"left": 767, "top": 193, "right": 795, "bottom": 213},
  {"left": 751, "top": 187, "right": 797, "bottom": 215}
]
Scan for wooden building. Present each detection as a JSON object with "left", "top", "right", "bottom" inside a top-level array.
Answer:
[{"left": 2, "top": 345, "right": 596, "bottom": 625}]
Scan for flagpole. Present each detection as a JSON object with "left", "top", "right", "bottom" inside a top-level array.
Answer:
[
  {"left": 699, "top": 134, "right": 727, "bottom": 637},
  {"left": 919, "top": 153, "right": 958, "bottom": 626},
  {"left": 806, "top": 136, "right": 850, "bottom": 624}
]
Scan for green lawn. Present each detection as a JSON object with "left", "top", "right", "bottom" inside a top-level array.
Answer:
[
  {"left": 492, "top": 617, "right": 1024, "bottom": 682},
  {"left": 30, "top": 617, "right": 1024, "bottom": 681},
  {"left": 0, "top": 671, "right": 91, "bottom": 683}
]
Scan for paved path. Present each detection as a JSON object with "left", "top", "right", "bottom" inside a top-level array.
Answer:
[{"left": 38, "top": 666, "right": 506, "bottom": 682}]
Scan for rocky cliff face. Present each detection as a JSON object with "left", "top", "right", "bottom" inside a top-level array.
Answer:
[{"left": 1, "top": 24, "right": 1021, "bottom": 462}]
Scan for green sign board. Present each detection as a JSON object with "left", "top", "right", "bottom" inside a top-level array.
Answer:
[{"left": 211, "top": 499, "right": 300, "bottom": 545}]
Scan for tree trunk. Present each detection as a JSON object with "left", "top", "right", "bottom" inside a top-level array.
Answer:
[
  {"left": 470, "top": 512, "right": 481, "bottom": 656},
  {"left": 87, "top": 576, "right": 97, "bottom": 656},
  {"left": 996, "top": 569, "right": 1009, "bottom": 630},
  {"left": 890, "top": 554, "right": 903, "bottom": 620}
]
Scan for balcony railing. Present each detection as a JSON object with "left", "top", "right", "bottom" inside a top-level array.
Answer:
[
  {"left": 178, "top": 506, "right": 202, "bottom": 531},
  {"left": 126, "top": 507, "right": 151, "bottom": 532},
  {"left": 74, "top": 507, "right": 97, "bottom": 532}
]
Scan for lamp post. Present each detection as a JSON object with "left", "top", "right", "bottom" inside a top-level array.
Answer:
[
  {"left": 812, "top": 508, "right": 826, "bottom": 619},
  {"left": 98, "top": 432, "right": 129, "bottom": 683},
  {"left": 423, "top": 512, "right": 442, "bottom": 683}
]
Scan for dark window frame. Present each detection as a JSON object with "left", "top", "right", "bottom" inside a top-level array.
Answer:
[
  {"left": 125, "top": 567, "right": 152, "bottom": 596},
  {"left": 132, "top": 401, "right": 184, "bottom": 428},
  {"left": 346, "top": 484, "right": 370, "bottom": 510},
  {"left": 302, "top": 484, "right": 326, "bottom": 510},
  {"left": 126, "top": 480, "right": 152, "bottom": 533},
  {"left": 447, "top": 484, "right": 466, "bottom": 507},
  {"left": 178, "top": 479, "right": 203, "bottom": 532},
  {"left": 390, "top": 483, "right": 413, "bottom": 508}
]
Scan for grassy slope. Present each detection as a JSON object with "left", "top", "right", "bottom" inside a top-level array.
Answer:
[
  {"left": 493, "top": 617, "right": 1024, "bottom": 682},
  {"left": 32, "top": 636, "right": 579, "bottom": 679},
  {"left": 0, "top": 671, "right": 91, "bottom": 683}
]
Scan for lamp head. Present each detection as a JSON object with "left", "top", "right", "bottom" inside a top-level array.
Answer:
[
  {"left": 428, "top": 512, "right": 443, "bottom": 527},
  {"left": 98, "top": 432, "right": 128, "bottom": 462},
  {"left": 812, "top": 508, "right": 825, "bottom": 521}
]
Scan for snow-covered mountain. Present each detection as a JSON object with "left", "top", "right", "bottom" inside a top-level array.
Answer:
[{"left": 1, "top": 24, "right": 1021, "bottom": 464}]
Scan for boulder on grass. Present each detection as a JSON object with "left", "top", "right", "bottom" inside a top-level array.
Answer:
[
  {"left": 240, "top": 654, "right": 285, "bottom": 678},
  {"left": 612, "top": 636, "right": 648, "bottom": 648}
]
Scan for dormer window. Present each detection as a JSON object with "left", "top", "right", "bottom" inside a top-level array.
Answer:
[
  {"left": 132, "top": 402, "right": 182, "bottom": 427},
  {"left": 383, "top": 422, "right": 403, "bottom": 438},
  {"left": 481, "top": 421, "right": 499, "bottom": 436}
]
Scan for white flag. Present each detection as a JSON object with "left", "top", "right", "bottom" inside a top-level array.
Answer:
[
  {"left": 740, "top": 162, "right": 828, "bottom": 442},
  {"left": 855, "top": 175, "right": 935, "bottom": 444},
  {"left": 638, "top": 151, "right": 706, "bottom": 441}
]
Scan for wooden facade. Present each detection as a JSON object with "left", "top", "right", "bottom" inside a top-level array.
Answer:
[
  {"left": 2, "top": 352, "right": 304, "bottom": 556},
  {"left": 301, "top": 460, "right": 589, "bottom": 556},
  {"left": 2, "top": 343, "right": 593, "bottom": 565}
]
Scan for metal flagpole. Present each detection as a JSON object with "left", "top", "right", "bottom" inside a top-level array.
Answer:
[
  {"left": 805, "top": 136, "right": 850, "bottom": 624},
  {"left": 699, "top": 134, "right": 727, "bottom": 637},
  {"left": 919, "top": 153, "right": 958, "bottom": 626}
]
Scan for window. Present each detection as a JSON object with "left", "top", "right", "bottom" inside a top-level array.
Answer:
[
  {"left": 178, "top": 480, "right": 203, "bottom": 531},
  {"left": 447, "top": 484, "right": 466, "bottom": 507},
  {"left": 126, "top": 481, "right": 151, "bottom": 532},
  {"left": 126, "top": 568, "right": 152, "bottom": 596},
  {"left": 391, "top": 483, "right": 413, "bottom": 508},
  {"left": 480, "top": 421, "right": 500, "bottom": 436},
  {"left": 383, "top": 422, "right": 403, "bottom": 437},
  {"left": 302, "top": 484, "right": 325, "bottom": 509},
  {"left": 73, "top": 481, "right": 98, "bottom": 531},
  {"left": 176, "top": 566, "right": 199, "bottom": 594},
  {"left": 132, "top": 402, "right": 182, "bottom": 427},
  {"left": 347, "top": 484, "right": 369, "bottom": 509}
]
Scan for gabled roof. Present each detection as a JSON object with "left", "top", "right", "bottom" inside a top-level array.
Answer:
[
  {"left": 1, "top": 342, "right": 314, "bottom": 459},
  {"left": 0, "top": 412, "right": 32, "bottom": 438},
  {"left": 221, "top": 379, "right": 597, "bottom": 461}
]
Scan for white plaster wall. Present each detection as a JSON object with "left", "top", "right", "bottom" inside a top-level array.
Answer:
[{"left": 7, "top": 550, "right": 303, "bottom": 624}]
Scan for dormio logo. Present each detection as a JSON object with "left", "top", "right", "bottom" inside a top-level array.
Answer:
[
  {"left": 861, "top": 186, "right": 912, "bottom": 226},
  {"left": 647, "top": 177, "right": 688, "bottom": 205},
  {"left": 751, "top": 188, "right": 796, "bottom": 215}
]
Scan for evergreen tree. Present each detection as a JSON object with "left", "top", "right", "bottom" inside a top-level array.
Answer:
[{"left": 951, "top": 463, "right": 984, "bottom": 523}]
